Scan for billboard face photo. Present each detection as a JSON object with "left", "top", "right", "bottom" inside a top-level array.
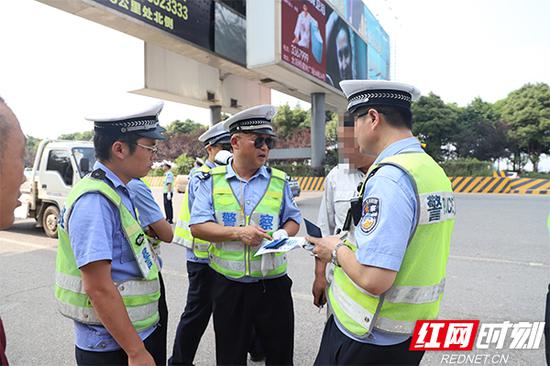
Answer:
[
  {"left": 281, "top": 0, "right": 327, "bottom": 83},
  {"left": 325, "top": 8, "right": 367, "bottom": 90}
]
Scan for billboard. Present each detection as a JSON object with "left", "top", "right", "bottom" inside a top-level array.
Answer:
[
  {"left": 325, "top": 7, "right": 367, "bottom": 88},
  {"left": 365, "top": 6, "right": 390, "bottom": 80},
  {"left": 91, "top": 0, "right": 213, "bottom": 50},
  {"left": 281, "top": 0, "right": 368, "bottom": 91},
  {"left": 214, "top": 1, "right": 246, "bottom": 66},
  {"left": 324, "top": 0, "right": 390, "bottom": 80},
  {"left": 281, "top": 0, "right": 327, "bottom": 83}
]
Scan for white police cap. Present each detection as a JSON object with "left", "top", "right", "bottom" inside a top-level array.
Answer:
[
  {"left": 86, "top": 99, "right": 166, "bottom": 140},
  {"left": 223, "top": 104, "right": 277, "bottom": 136},
  {"left": 214, "top": 150, "right": 233, "bottom": 166},
  {"left": 198, "top": 122, "right": 230, "bottom": 146},
  {"left": 339, "top": 80, "right": 421, "bottom": 114}
]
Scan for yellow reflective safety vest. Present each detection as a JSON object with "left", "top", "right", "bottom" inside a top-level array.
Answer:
[
  {"left": 173, "top": 164, "right": 212, "bottom": 259},
  {"left": 328, "top": 152, "right": 456, "bottom": 337},
  {"left": 55, "top": 174, "right": 161, "bottom": 331},
  {"left": 208, "top": 165, "right": 287, "bottom": 279}
]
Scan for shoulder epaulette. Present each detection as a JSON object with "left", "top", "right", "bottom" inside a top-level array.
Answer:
[
  {"left": 90, "top": 168, "right": 106, "bottom": 180},
  {"left": 197, "top": 171, "right": 211, "bottom": 181}
]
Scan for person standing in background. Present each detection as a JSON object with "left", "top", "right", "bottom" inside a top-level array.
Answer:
[
  {"left": 314, "top": 113, "right": 375, "bottom": 309},
  {"left": 163, "top": 162, "right": 174, "bottom": 224}
]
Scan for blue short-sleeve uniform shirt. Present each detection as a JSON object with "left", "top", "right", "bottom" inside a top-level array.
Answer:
[
  {"left": 67, "top": 162, "right": 156, "bottom": 351},
  {"left": 190, "top": 163, "right": 302, "bottom": 281},
  {"left": 185, "top": 160, "right": 216, "bottom": 264},
  {"left": 336, "top": 137, "right": 424, "bottom": 346}
]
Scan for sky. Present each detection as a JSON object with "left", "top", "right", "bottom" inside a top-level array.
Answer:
[{"left": 1, "top": 0, "right": 549, "bottom": 143}]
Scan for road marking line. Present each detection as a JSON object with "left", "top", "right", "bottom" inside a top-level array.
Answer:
[
  {"left": 449, "top": 254, "right": 548, "bottom": 267},
  {"left": 0, "top": 237, "right": 56, "bottom": 252}
]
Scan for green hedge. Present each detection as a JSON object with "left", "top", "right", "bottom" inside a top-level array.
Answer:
[
  {"left": 148, "top": 167, "right": 165, "bottom": 176},
  {"left": 521, "top": 171, "right": 550, "bottom": 179},
  {"left": 439, "top": 158, "right": 493, "bottom": 177},
  {"left": 268, "top": 164, "right": 326, "bottom": 177}
]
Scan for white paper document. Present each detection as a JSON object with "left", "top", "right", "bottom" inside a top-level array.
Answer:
[{"left": 254, "top": 237, "right": 308, "bottom": 256}]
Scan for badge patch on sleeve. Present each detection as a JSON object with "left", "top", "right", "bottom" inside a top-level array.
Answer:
[{"left": 360, "top": 197, "right": 380, "bottom": 234}]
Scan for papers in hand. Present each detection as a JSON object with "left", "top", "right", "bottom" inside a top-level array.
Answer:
[{"left": 255, "top": 237, "right": 307, "bottom": 256}]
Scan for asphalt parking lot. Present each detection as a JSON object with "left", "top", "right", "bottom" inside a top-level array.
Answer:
[{"left": 1, "top": 192, "right": 549, "bottom": 365}]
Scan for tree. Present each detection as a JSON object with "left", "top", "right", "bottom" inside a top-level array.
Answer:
[
  {"left": 454, "top": 98, "right": 509, "bottom": 162},
  {"left": 272, "top": 103, "right": 310, "bottom": 138},
  {"left": 156, "top": 127, "right": 207, "bottom": 161},
  {"left": 166, "top": 119, "right": 204, "bottom": 135},
  {"left": 412, "top": 93, "right": 461, "bottom": 162},
  {"left": 500, "top": 83, "right": 550, "bottom": 172},
  {"left": 58, "top": 130, "right": 94, "bottom": 141},
  {"left": 25, "top": 135, "right": 42, "bottom": 167},
  {"left": 174, "top": 153, "right": 196, "bottom": 175}
]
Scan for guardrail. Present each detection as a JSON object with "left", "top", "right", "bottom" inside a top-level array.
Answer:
[{"left": 143, "top": 175, "right": 550, "bottom": 195}]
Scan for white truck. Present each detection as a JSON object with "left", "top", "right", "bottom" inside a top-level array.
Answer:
[{"left": 15, "top": 140, "right": 96, "bottom": 238}]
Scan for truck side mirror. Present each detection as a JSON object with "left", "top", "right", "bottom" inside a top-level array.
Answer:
[{"left": 80, "top": 158, "right": 90, "bottom": 174}]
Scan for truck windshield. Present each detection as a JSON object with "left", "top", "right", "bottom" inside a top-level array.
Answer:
[{"left": 72, "top": 147, "right": 96, "bottom": 177}]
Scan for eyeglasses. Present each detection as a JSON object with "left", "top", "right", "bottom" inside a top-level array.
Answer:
[
  {"left": 135, "top": 143, "right": 158, "bottom": 154},
  {"left": 251, "top": 136, "right": 275, "bottom": 149}
]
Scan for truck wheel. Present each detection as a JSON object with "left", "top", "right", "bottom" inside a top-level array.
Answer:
[{"left": 42, "top": 205, "right": 59, "bottom": 238}]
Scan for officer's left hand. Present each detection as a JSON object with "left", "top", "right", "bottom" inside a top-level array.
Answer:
[{"left": 306, "top": 235, "right": 340, "bottom": 263}]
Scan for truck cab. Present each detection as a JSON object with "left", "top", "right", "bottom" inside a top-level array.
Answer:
[{"left": 15, "top": 140, "right": 96, "bottom": 237}]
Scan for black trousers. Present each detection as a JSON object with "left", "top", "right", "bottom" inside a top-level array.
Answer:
[
  {"left": 75, "top": 273, "right": 168, "bottom": 366},
  {"left": 314, "top": 316, "right": 425, "bottom": 366},
  {"left": 169, "top": 262, "right": 214, "bottom": 366},
  {"left": 211, "top": 272, "right": 294, "bottom": 366},
  {"left": 163, "top": 193, "right": 174, "bottom": 223}
]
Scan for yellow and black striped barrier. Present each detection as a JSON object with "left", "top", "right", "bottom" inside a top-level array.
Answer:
[
  {"left": 142, "top": 176, "right": 164, "bottom": 187},
  {"left": 144, "top": 175, "right": 550, "bottom": 195},
  {"left": 509, "top": 178, "right": 550, "bottom": 194},
  {"left": 449, "top": 176, "right": 512, "bottom": 194},
  {"left": 296, "top": 176, "right": 325, "bottom": 191}
]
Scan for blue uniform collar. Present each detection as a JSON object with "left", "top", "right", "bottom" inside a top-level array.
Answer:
[
  {"left": 226, "top": 163, "right": 269, "bottom": 182},
  {"left": 374, "top": 137, "right": 423, "bottom": 165},
  {"left": 93, "top": 161, "right": 128, "bottom": 190},
  {"left": 205, "top": 160, "right": 217, "bottom": 169}
]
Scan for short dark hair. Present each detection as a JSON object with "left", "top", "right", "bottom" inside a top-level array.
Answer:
[
  {"left": 93, "top": 132, "right": 139, "bottom": 161},
  {"left": 357, "top": 105, "right": 412, "bottom": 129}
]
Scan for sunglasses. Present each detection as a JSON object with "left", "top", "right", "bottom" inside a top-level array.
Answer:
[{"left": 251, "top": 136, "right": 275, "bottom": 149}]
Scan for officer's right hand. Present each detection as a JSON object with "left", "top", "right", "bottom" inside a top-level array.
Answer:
[
  {"left": 312, "top": 274, "right": 327, "bottom": 308},
  {"left": 238, "top": 225, "right": 272, "bottom": 246},
  {"left": 128, "top": 347, "right": 155, "bottom": 366}
]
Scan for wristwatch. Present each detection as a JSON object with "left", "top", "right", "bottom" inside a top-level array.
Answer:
[{"left": 331, "top": 241, "right": 346, "bottom": 267}]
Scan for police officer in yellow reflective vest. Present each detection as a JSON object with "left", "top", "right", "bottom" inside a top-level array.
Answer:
[
  {"left": 307, "top": 80, "right": 456, "bottom": 365},
  {"left": 190, "top": 105, "right": 302, "bottom": 365},
  {"left": 55, "top": 100, "right": 168, "bottom": 366},
  {"left": 169, "top": 122, "right": 231, "bottom": 365}
]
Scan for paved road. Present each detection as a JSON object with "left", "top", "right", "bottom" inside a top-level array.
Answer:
[{"left": 1, "top": 192, "right": 549, "bottom": 365}]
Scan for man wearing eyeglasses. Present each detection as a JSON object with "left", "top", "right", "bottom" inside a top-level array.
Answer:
[
  {"left": 307, "top": 81, "right": 456, "bottom": 365},
  {"left": 54, "top": 99, "right": 168, "bottom": 366},
  {"left": 189, "top": 105, "right": 302, "bottom": 365}
]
